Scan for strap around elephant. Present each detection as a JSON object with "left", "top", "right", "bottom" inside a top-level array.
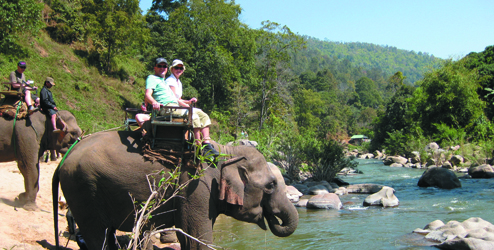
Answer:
[
  {"left": 56, "top": 137, "right": 81, "bottom": 172},
  {"left": 12, "top": 101, "right": 22, "bottom": 158}
]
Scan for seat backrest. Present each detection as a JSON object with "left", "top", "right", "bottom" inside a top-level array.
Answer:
[{"left": 150, "top": 105, "right": 193, "bottom": 149}]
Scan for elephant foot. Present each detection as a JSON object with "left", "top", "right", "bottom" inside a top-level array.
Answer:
[
  {"left": 15, "top": 193, "right": 39, "bottom": 211},
  {"left": 22, "top": 202, "right": 39, "bottom": 211}
]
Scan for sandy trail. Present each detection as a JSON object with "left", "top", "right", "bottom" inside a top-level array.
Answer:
[{"left": 0, "top": 159, "right": 179, "bottom": 250}]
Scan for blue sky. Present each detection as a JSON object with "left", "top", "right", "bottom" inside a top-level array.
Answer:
[{"left": 139, "top": 0, "right": 493, "bottom": 59}]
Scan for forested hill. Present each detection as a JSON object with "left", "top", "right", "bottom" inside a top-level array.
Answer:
[{"left": 299, "top": 37, "right": 443, "bottom": 84}]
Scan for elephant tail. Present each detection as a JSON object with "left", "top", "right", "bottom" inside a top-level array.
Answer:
[{"left": 52, "top": 165, "right": 61, "bottom": 249}]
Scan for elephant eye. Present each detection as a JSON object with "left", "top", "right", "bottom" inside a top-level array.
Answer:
[{"left": 264, "top": 181, "right": 276, "bottom": 194}]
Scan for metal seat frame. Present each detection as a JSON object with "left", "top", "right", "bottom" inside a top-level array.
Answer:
[{"left": 150, "top": 105, "right": 194, "bottom": 150}]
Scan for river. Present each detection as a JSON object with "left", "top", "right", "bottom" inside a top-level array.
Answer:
[{"left": 212, "top": 158, "right": 494, "bottom": 249}]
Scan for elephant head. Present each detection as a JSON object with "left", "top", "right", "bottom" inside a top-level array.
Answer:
[
  {"left": 44, "top": 110, "right": 82, "bottom": 154},
  {"left": 218, "top": 146, "right": 298, "bottom": 237}
]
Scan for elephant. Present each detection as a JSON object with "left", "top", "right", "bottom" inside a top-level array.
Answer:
[
  {"left": 0, "top": 110, "right": 81, "bottom": 210},
  {"left": 53, "top": 130, "right": 298, "bottom": 249}
]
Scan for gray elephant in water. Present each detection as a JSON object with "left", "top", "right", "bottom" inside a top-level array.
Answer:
[
  {"left": 53, "top": 130, "right": 298, "bottom": 249},
  {"left": 0, "top": 110, "right": 81, "bottom": 210}
]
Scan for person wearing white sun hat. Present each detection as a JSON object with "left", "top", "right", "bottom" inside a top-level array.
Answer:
[{"left": 165, "top": 59, "right": 218, "bottom": 158}]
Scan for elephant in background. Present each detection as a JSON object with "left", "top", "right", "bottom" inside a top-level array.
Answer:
[
  {"left": 53, "top": 130, "right": 298, "bottom": 250},
  {"left": 0, "top": 110, "right": 81, "bottom": 210}
]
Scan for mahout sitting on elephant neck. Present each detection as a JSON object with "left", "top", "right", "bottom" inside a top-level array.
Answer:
[{"left": 0, "top": 110, "right": 81, "bottom": 210}]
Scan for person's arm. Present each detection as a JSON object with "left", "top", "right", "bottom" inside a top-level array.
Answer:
[
  {"left": 144, "top": 88, "right": 161, "bottom": 110},
  {"left": 9, "top": 72, "right": 21, "bottom": 89}
]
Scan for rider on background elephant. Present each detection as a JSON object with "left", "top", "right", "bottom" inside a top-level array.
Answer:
[
  {"left": 0, "top": 109, "right": 81, "bottom": 210},
  {"left": 53, "top": 130, "right": 298, "bottom": 249}
]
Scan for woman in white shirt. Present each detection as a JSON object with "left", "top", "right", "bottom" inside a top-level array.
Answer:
[{"left": 165, "top": 59, "right": 218, "bottom": 158}]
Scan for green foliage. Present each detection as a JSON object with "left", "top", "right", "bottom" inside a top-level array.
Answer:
[
  {"left": 0, "top": 0, "right": 44, "bottom": 54},
  {"left": 81, "top": 0, "right": 149, "bottom": 72},
  {"left": 412, "top": 60, "right": 485, "bottom": 135},
  {"left": 305, "top": 139, "right": 357, "bottom": 182},
  {"left": 354, "top": 76, "right": 383, "bottom": 108},
  {"left": 300, "top": 38, "right": 443, "bottom": 84}
]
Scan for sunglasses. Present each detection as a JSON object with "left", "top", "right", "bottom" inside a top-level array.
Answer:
[
  {"left": 173, "top": 66, "right": 184, "bottom": 70},
  {"left": 20, "top": 66, "right": 26, "bottom": 69},
  {"left": 156, "top": 64, "right": 168, "bottom": 68}
]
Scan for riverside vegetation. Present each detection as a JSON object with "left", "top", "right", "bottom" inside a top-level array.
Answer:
[{"left": 1, "top": 0, "right": 493, "bottom": 207}]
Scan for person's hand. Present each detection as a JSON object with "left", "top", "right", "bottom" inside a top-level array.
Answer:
[
  {"left": 54, "top": 107, "right": 58, "bottom": 111},
  {"left": 190, "top": 97, "right": 197, "bottom": 103},
  {"left": 152, "top": 102, "right": 161, "bottom": 110}
]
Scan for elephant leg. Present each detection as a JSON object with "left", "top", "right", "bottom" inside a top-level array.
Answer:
[
  {"left": 75, "top": 217, "right": 118, "bottom": 250},
  {"left": 175, "top": 194, "right": 215, "bottom": 249},
  {"left": 16, "top": 160, "right": 39, "bottom": 210}
]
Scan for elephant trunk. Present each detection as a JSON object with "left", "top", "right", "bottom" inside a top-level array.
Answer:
[{"left": 264, "top": 199, "right": 299, "bottom": 237}]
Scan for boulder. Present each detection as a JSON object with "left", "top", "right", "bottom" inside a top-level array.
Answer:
[
  {"left": 417, "top": 167, "right": 461, "bottom": 189},
  {"left": 358, "top": 153, "right": 374, "bottom": 159},
  {"left": 425, "top": 142, "right": 440, "bottom": 152},
  {"left": 468, "top": 164, "right": 494, "bottom": 178},
  {"left": 308, "top": 185, "right": 330, "bottom": 195},
  {"left": 332, "top": 177, "right": 350, "bottom": 187},
  {"left": 409, "top": 151, "right": 421, "bottom": 164},
  {"left": 411, "top": 218, "right": 494, "bottom": 250},
  {"left": 286, "top": 185, "right": 303, "bottom": 203},
  {"left": 291, "top": 183, "right": 309, "bottom": 195},
  {"left": 295, "top": 199, "right": 309, "bottom": 207},
  {"left": 373, "top": 150, "right": 383, "bottom": 159},
  {"left": 383, "top": 155, "right": 408, "bottom": 166},
  {"left": 441, "top": 161, "right": 453, "bottom": 169},
  {"left": 363, "top": 186, "right": 399, "bottom": 207},
  {"left": 334, "top": 187, "right": 348, "bottom": 196},
  {"left": 307, "top": 193, "right": 342, "bottom": 210},
  {"left": 346, "top": 184, "right": 385, "bottom": 194},
  {"left": 450, "top": 155, "right": 464, "bottom": 166},
  {"left": 390, "top": 163, "right": 404, "bottom": 167}
]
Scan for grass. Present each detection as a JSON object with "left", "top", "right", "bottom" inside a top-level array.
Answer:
[{"left": 1, "top": 31, "right": 147, "bottom": 133}]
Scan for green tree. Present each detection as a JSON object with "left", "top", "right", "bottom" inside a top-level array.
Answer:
[
  {"left": 82, "top": 0, "right": 149, "bottom": 72},
  {"left": 354, "top": 76, "right": 382, "bottom": 108},
  {"left": 151, "top": 0, "right": 257, "bottom": 111},
  {"left": 255, "top": 21, "right": 305, "bottom": 131},
  {"left": 413, "top": 60, "right": 485, "bottom": 135},
  {"left": 0, "top": 0, "right": 44, "bottom": 53},
  {"left": 294, "top": 88, "right": 324, "bottom": 132}
]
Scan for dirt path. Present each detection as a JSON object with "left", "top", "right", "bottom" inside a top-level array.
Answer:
[
  {"left": 0, "top": 159, "right": 179, "bottom": 250},
  {"left": 0, "top": 158, "right": 79, "bottom": 249}
]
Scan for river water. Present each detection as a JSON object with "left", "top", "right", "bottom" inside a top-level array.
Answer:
[{"left": 212, "top": 159, "right": 494, "bottom": 249}]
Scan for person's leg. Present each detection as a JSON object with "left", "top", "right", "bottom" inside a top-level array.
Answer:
[
  {"left": 51, "top": 114, "right": 58, "bottom": 131},
  {"left": 135, "top": 114, "right": 150, "bottom": 128},
  {"left": 25, "top": 90, "right": 32, "bottom": 106}
]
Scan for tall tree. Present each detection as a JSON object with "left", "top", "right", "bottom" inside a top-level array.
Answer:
[
  {"left": 413, "top": 60, "right": 485, "bottom": 135},
  {"left": 255, "top": 21, "right": 305, "bottom": 131},
  {"left": 82, "top": 0, "right": 149, "bottom": 72}
]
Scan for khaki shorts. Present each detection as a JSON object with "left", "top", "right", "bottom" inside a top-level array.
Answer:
[{"left": 165, "top": 103, "right": 211, "bottom": 129}]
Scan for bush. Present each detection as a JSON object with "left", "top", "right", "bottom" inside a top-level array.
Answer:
[{"left": 305, "top": 139, "right": 357, "bottom": 182}]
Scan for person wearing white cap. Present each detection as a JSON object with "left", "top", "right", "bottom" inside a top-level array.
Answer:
[{"left": 165, "top": 59, "right": 218, "bottom": 157}]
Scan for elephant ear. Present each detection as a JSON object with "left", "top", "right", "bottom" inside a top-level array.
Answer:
[{"left": 219, "top": 157, "right": 247, "bottom": 206}]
